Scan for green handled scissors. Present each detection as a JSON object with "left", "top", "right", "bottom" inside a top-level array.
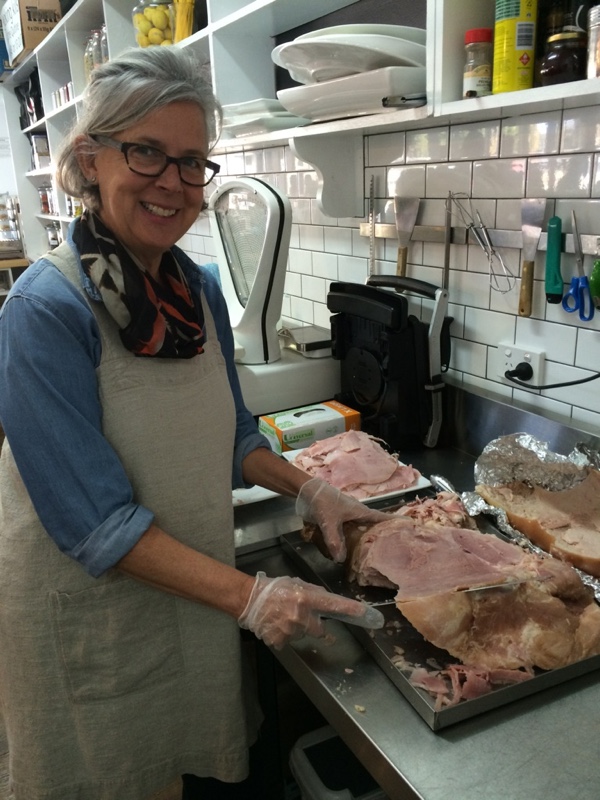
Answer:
[{"left": 562, "top": 210, "right": 594, "bottom": 322}]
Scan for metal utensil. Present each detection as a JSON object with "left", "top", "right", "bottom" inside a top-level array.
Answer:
[
  {"left": 561, "top": 210, "right": 594, "bottom": 322},
  {"left": 545, "top": 215, "right": 563, "bottom": 303},
  {"left": 368, "top": 175, "right": 376, "bottom": 278},
  {"left": 393, "top": 196, "right": 420, "bottom": 277},
  {"left": 518, "top": 198, "right": 546, "bottom": 317}
]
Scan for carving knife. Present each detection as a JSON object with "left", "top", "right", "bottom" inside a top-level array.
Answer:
[
  {"left": 518, "top": 198, "right": 547, "bottom": 317},
  {"left": 368, "top": 175, "right": 375, "bottom": 278}
]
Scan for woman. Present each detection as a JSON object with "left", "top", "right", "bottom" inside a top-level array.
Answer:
[{"left": 0, "top": 47, "right": 384, "bottom": 800}]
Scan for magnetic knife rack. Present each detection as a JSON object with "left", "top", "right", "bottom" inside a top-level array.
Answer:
[{"left": 358, "top": 223, "right": 600, "bottom": 256}]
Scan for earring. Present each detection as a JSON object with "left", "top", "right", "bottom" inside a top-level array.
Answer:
[{"left": 90, "top": 176, "right": 96, "bottom": 183}]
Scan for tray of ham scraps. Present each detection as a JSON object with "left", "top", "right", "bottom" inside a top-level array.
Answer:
[{"left": 280, "top": 485, "right": 600, "bottom": 731}]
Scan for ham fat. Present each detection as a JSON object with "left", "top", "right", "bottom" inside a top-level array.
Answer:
[{"left": 476, "top": 470, "right": 600, "bottom": 578}]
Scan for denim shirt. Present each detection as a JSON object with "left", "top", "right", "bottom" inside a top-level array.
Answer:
[{"left": 0, "top": 223, "right": 269, "bottom": 577}]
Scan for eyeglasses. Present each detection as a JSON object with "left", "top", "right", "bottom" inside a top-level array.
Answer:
[{"left": 91, "top": 135, "right": 220, "bottom": 187}]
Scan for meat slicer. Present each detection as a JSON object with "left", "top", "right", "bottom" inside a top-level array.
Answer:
[
  {"left": 208, "top": 176, "right": 291, "bottom": 365},
  {"left": 327, "top": 275, "right": 452, "bottom": 449}
]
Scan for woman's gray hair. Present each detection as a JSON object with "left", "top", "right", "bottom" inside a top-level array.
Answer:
[{"left": 54, "top": 46, "right": 222, "bottom": 210}]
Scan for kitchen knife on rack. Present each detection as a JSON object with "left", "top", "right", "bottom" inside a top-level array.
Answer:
[
  {"left": 518, "top": 198, "right": 547, "bottom": 317},
  {"left": 393, "top": 196, "right": 420, "bottom": 278},
  {"left": 545, "top": 215, "right": 563, "bottom": 303}
]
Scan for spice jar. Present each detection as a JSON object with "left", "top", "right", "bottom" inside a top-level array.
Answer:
[
  {"left": 463, "top": 27, "right": 493, "bottom": 97},
  {"left": 588, "top": 5, "right": 600, "bottom": 77},
  {"left": 132, "top": 0, "right": 173, "bottom": 47},
  {"left": 539, "top": 31, "right": 588, "bottom": 84}
]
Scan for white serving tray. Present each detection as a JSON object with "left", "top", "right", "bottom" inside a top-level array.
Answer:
[
  {"left": 232, "top": 449, "right": 431, "bottom": 507},
  {"left": 277, "top": 66, "right": 427, "bottom": 122}
]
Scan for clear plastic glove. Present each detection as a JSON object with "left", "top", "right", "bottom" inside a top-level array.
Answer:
[
  {"left": 238, "top": 571, "right": 384, "bottom": 650},
  {"left": 296, "top": 478, "right": 391, "bottom": 563}
]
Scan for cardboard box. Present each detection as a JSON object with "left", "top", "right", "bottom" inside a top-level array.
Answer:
[
  {"left": 259, "top": 400, "right": 360, "bottom": 454},
  {"left": 1, "top": 0, "right": 62, "bottom": 67},
  {"left": 0, "top": 20, "right": 13, "bottom": 78}
]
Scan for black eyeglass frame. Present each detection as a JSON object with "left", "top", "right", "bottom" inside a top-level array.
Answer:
[{"left": 90, "top": 135, "right": 220, "bottom": 187}]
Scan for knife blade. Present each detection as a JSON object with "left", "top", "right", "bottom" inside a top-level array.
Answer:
[
  {"left": 368, "top": 175, "right": 375, "bottom": 278},
  {"left": 393, "top": 196, "right": 420, "bottom": 278},
  {"left": 518, "top": 198, "right": 547, "bottom": 317},
  {"left": 368, "top": 577, "right": 540, "bottom": 606}
]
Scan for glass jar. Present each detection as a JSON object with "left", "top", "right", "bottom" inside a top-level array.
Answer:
[
  {"left": 83, "top": 35, "right": 95, "bottom": 83},
  {"left": 45, "top": 222, "right": 60, "bottom": 249},
  {"left": 100, "top": 23, "right": 109, "bottom": 63},
  {"left": 91, "top": 29, "right": 103, "bottom": 70},
  {"left": 132, "top": 0, "right": 173, "bottom": 48},
  {"left": 539, "top": 31, "right": 588, "bottom": 85},
  {"left": 171, "top": 1, "right": 195, "bottom": 43},
  {"left": 588, "top": 5, "right": 600, "bottom": 78},
  {"left": 463, "top": 27, "right": 493, "bottom": 98},
  {"left": 38, "top": 185, "right": 50, "bottom": 215}
]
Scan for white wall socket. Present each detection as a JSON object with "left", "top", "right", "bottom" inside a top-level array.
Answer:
[{"left": 495, "top": 342, "right": 545, "bottom": 385}]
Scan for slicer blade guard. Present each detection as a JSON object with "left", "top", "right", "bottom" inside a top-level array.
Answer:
[{"left": 208, "top": 177, "right": 291, "bottom": 364}]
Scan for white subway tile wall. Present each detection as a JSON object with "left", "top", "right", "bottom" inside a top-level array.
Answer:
[{"left": 186, "top": 107, "right": 600, "bottom": 436}]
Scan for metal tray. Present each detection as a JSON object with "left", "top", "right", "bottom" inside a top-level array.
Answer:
[{"left": 280, "top": 530, "right": 600, "bottom": 731}]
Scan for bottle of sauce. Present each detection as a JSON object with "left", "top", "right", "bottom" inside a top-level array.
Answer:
[
  {"left": 463, "top": 28, "right": 493, "bottom": 97},
  {"left": 493, "top": 0, "right": 539, "bottom": 93},
  {"left": 539, "top": 30, "right": 588, "bottom": 83}
]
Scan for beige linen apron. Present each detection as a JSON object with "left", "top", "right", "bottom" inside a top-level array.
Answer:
[{"left": 0, "top": 243, "right": 258, "bottom": 799}]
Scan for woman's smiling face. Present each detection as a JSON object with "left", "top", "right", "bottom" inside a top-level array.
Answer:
[{"left": 84, "top": 101, "right": 209, "bottom": 277}]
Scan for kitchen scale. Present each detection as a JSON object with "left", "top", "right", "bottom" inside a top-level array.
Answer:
[
  {"left": 208, "top": 176, "right": 291, "bottom": 365},
  {"left": 208, "top": 177, "right": 340, "bottom": 415}
]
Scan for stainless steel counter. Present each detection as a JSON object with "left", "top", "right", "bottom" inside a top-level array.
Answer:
[{"left": 234, "top": 388, "right": 600, "bottom": 800}]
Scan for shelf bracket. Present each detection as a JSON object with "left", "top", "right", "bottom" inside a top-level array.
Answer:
[{"left": 290, "top": 132, "right": 363, "bottom": 218}]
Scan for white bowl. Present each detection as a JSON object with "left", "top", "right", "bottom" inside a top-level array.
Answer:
[
  {"left": 296, "top": 24, "right": 426, "bottom": 45},
  {"left": 272, "top": 34, "right": 426, "bottom": 84},
  {"left": 277, "top": 66, "right": 427, "bottom": 122}
]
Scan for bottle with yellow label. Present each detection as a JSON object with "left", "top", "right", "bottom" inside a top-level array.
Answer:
[{"left": 493, "top": 0, "right": 539, "bottom": 93}]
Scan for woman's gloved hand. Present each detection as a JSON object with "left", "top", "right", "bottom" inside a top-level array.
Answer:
[
  {"left": 296, "top": 477, "right": 391, "bottom": 562},
  {"left": 238, "top": 571, "right": 384, "bottom": 650}
]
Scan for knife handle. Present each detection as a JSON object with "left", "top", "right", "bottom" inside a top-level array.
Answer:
[
  {"left": 396, "top": 246, "right": 408, "bottom": 277},
  {"left": 519, "top": 260, "right": 535, "bottom": 317},
  {"left": 545, "top": 216, "right": 563, "bottom": 303}
]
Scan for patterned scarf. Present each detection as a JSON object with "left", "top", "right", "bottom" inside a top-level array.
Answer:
[{"left": 72, "top": 211, "right": 205, "bottom": 358}]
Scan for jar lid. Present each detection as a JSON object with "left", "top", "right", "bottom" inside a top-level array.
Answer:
[
  {"left": 465, "top": 27, "right": 493, "bottom": 44},
  {"left": 547, "top": 31, "right": 586, "bottom": 42},
  {"left": 590, "top": 5, "right": 600, "bottom": 25}
]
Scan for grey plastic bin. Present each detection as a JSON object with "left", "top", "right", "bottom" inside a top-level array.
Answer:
[{"left": 289, "top": 725, "right": 388, "bottom": 800}]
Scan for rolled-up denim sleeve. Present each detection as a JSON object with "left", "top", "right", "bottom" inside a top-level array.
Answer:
[{"left": 0, "top": 263, "right": 155, "bottom": 576}]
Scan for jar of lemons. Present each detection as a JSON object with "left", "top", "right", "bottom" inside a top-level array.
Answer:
[{"left": 132, "top": 0, "right": 173, "bottom": 48}]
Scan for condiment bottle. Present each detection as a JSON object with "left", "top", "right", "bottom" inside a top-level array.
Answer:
[
  {"left": 539, "top": 31, "right": 588, "bottom": 84},
  {"left": 463, "top": 28, "right": 493, "bottom": 97},
  {"left": 493, "top": 0, "right": 539, "bottom": 93},
  {"left": 588, "top": 4, "right": 600, "bottom": 77}
]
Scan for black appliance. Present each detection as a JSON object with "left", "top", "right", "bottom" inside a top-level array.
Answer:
[{"left": 327, "top": 275, "right": 452, "bottom": 449}]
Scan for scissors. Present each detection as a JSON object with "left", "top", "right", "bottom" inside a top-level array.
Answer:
[{"left": 562, "top": 210, "right": 594, "bottom": 321}]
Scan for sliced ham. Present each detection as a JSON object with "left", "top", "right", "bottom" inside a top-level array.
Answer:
[
  {"left": 342, "top": 514, "right": 600, "bottom": 671},
  {"left": 293, "top": 429, "right": 421, "bottom": 499}
]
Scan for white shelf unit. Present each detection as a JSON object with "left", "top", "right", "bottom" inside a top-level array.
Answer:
[
  {"left": 3, "top": 0, "right": 600, "bottom": 256},
  {"left": 0, "top": 258, "right": 29, "bottom": 308}
]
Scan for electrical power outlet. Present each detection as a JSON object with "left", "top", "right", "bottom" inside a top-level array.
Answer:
[{"left": 495, "top": 342, "right": 545, "bottom": 385}]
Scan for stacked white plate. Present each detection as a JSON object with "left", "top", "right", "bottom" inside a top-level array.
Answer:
[
  {"left": 272, "top": 24, "right": 426, "bottom": 84},
  {"left": 221, "top": 98, "right": 310, "bottom": 138},
  {"left": 272, "top": 24, "right": 427, "bottom": 122}
]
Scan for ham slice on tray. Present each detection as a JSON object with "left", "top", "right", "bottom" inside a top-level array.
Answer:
[
  {"left": 342, "top": 513, "right": 600, "bottom": 671},
  {"left": 293, "top": 429, "right": 420, "bottom": 500}
]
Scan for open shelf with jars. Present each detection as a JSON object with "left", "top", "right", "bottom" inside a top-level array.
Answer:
[{"left": 3, "top": 0, "right": 600, "bottom": 253}]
